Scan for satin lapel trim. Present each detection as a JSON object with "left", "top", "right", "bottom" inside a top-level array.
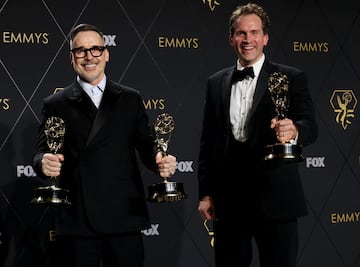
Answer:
[
  {"left": 68, "top": 83, "right": 97, "bottom": 120},
  {"left": 252, "top": 60, "right": 277, "bottom": 112},
  {"left": 222, "top": 70, "right": 233, "bottom": 130},
  {"left": 252, "top": 70, "right": 269, "bottom": 111},
  {"left": 246, "top": 66, "right": 270, "bottom": 137},
  {"left": 85, "top": 87, "right": 120, "bottom": 147}
]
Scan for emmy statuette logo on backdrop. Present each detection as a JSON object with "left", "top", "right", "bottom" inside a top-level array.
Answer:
[
  {"left": 147, "top": 113, "right": 187, "bottom": 203},
  {"left": 264, "top": 72, "right": 303, "bottom": 162},
  {"left": 31, "top": 116, "right": 71, "bottom": 206}
]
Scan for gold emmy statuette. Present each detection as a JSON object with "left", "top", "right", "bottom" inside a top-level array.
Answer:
[
  {"left": 147, "top": 113, "right": 187, "bottom": 203},
  {"left": 264, "top": 72, "right": 304, "bottom": 162},
  {"left": 31, "top": 116, "right": 71, "bottom": 207}
]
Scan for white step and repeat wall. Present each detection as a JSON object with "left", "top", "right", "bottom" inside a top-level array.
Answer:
[{"left": 1, "top": 0, "right": 360, "bottom": 266}]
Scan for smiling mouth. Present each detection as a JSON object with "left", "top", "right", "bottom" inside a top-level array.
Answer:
[{"left": 83, "top": 63, "right": 97, "bottom": 69}]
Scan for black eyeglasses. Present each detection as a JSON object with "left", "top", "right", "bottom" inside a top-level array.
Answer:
[{"left": 71, "top": 46, "right": 107, "bottom": 58}]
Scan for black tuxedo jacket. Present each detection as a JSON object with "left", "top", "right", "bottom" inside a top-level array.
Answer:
[
  {"left": 33, "top": 79, "right": 157, "bottom": 235},
  {"left": 198, "top": 59, "right": 318, "bottom": 221}
]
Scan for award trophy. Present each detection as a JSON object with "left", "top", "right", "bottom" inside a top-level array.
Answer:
[
  {"left": 264, "top": 72, "right": 303, "bottom": 162},
  {"left": 147, "top": 113, "right": 187, "bottom": 203},
  {"left": 31, "top": 116, "right": 71, "bottom": 206}
]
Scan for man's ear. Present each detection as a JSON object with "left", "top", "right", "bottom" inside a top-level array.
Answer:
[{"left": 70, "top": 52, "right": 74, "bottom": 65}]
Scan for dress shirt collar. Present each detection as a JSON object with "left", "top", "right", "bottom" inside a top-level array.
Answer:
[
  {"left": 77, "top": 75, "right": 107, "bottom": 94},
  {"left": 236, "top": 53, "right": 265, "bottom": 78}
]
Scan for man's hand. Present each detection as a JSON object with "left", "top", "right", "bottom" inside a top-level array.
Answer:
[
  {"left": 41, "top": 153, "right": 64, "bottom": 177},
  {"left": 270, "top": 117, "right": 298, "bottom": 143},
  {"left": 198, "top": 196, "right": 216, "bottom": 220},
  {"left": 156, "top": 152, "right": 176, "bottom": 179}
]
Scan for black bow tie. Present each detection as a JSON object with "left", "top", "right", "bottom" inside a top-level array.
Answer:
[{"left": 231, "top": 67, "right": 255, "bottom": 83}]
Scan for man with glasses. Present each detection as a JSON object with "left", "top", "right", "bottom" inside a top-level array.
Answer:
[{"left": 32, "top": 23, "right": 177, "bottom": 267}]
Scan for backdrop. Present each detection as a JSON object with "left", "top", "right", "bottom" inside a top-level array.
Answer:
[{"left": 1, "top": 0, "right": 360, "bottom": 266}]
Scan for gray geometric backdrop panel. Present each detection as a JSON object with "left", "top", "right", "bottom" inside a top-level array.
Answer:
[{"left": 1, "top": 0, "right": 360, "bottom": 266}]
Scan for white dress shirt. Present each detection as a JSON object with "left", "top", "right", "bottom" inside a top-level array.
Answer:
[
  {"left": 78, "top": 76, "right": 106, "bottom": 109},
  {"left": 230, "top": 54, "right": 265, "bottom": 142}
]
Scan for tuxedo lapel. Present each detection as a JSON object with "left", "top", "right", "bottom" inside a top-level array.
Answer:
[
  {"left": 252, "top": 60, "right": 281, "bottom": 112},
  {"left": 68, "top": 82, "right": 98, "bottom": 120},
  {"left": 85, "top": 83, "right": 121, "bottom": 147},
  {"left": 222, "top": 68, "right": 234, "bottom": 129},
  {"left": 245, "top": 60, "right": 275, "bottom": 138},
  {"left": 252, "top": 66, "right": 269, "bottom": 112}
]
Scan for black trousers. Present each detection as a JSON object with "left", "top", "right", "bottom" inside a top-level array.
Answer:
[
  {"left": 50, "top": 231, "right": 144, "bottom": 267},
  {"left": 213, "top": 135, "right": 299, "bottom": 267},
  {"left": 213, "top": 216, "right": 298, "bottom": 267}
]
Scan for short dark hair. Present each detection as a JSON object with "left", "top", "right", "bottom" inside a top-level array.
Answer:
[
  {"left": 69, "top": 23, "right": 104, "bottom": 48},
  {"left": 229, "top": 3, "right": 270, "bottom": 36}
]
